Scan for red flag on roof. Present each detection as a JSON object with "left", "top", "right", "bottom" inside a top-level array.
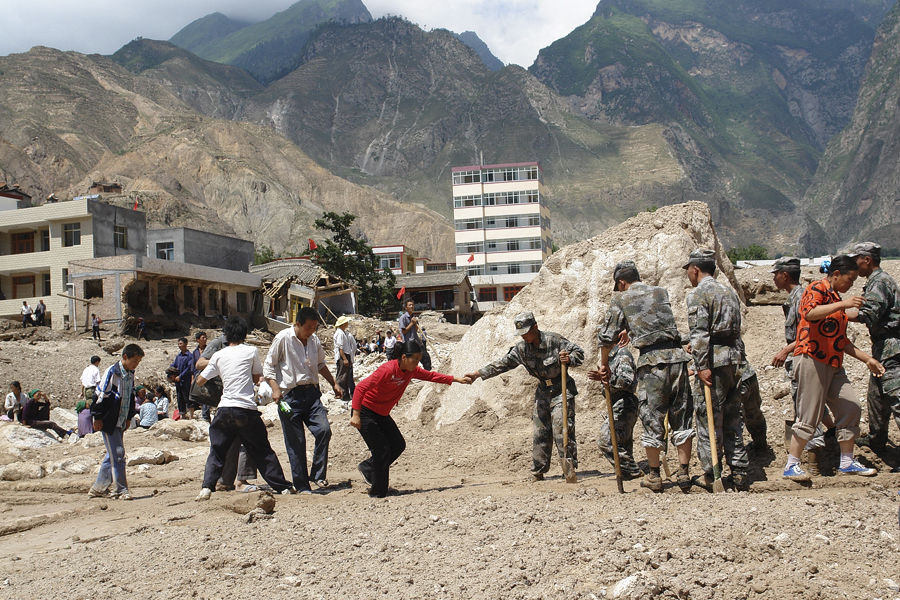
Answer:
[
  {"left": 132, "top": 198, "right": 139, "bottom": 210},
  {"left": 467, "top": 253, "right": 475, "bottom": 263},
  {"left": 308, "top": 238, "right": 318, "bottom": 251},
  {"left": 396, "top": 286, "right": 406, "bottom": 300}
]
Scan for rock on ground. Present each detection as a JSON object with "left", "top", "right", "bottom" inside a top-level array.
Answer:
[
  {"left": 225, "top": 491, "right": 276, "bottom": 515},
  {"left": 126, "top": 447, "right": 178, "bottom": 466},
  {"left": 0, "top": 462, "right": 46, "bottom": 480},
  {"left": 150, "top": 419, "right": 208, "bottom": 442},
  {"left": 1, "top": 423, "right": 59, "bottom": 451},
  {"left": 49, "top": 407, "right": 78, "bottom": 431},
  {"left": 413, "top": 201, "right": 740, "bottom": 427}
]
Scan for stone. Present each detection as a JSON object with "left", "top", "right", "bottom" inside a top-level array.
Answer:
[
  {"left": 80, "top": 432, "right": 104, "bottom": 448},
  {"left": 226, "top": 491, "right": 276, "bottom": 515},
  {"left": 45, "top": 456, "right": 96, "bottom": 475},
  {"left": 150, "top": 420, "right": 196, "bottom": 441},
  {"left": 126, "top": 447, "right": 177, "bottom": 466},
  {"left": 0, "top": 462, "right": 46, "bottom": 480},
  {"left": 49, "top": 408, "right": 78, "bottom": 431},
  {"left": 261, "top": 403, "right": 280, "bottom": 427},
  {"left": 2, "top": 423, "right": 58, "bottom": 449},
  {"left": 610, "top": 572, "right": 659, "bottom": 599},
  {"left": 410, "top": 202, "right": 743, "bottom": 426},
  {"left": 189, "top": 420, "right": 210, "bottom": 442}
]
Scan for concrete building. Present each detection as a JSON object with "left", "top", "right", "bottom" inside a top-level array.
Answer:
[
  {"left": 372, "top": 245, "right": 418, "bottom": 275},
  {"left": 147, "top": 227, "right": 255, "bottom": 273},
  {"left": 0, "top": 183, "right": 32, "bottom": 211},
  {"left": 0, "top": 198, "right": 146, "bottom": 328},
  {"left": 67, "top": 255, "right": 261, "bottom": 333},
  {"left": 451, "top": 161, "right": 551, "bottom": 311},
  {"left": 395, "top": 271, "right": 474, "bottom": 323}
]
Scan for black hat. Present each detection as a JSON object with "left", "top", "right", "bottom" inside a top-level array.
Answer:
[{"left": 770, "top": 256, "right": 801, "bottom": 273}]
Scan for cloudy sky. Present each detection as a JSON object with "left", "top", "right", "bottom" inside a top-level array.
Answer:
[{"left": 0, "top": 0, "right": 598, "bottom": 67}]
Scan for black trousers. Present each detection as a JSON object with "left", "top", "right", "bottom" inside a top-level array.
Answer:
[
  {"left": 357, "top": 407, "right": 406, "bottom": 497},
  {"left": 202, "top": 406, "right": 291, "bottom": 492}
]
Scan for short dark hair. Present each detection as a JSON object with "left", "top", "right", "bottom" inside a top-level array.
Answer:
[
  {"left": 296, "top": 307, "right": 318, "bottom": 325},
  {"left": 155, "top": 385, "right": 166, "bottom": 395},
  {"left": 783, "top": 268, "right": 801, "bottom": 284},
  {"left": 821, "top": 254, "right": 857, "bottom": 275},
  {"left": 405, "top": 299, "right": 414, "bottom": 306},
  {"left": 178, "top": 337, "right": 188, "bottom": 344},
  {"left": 90, "top": 355, "right": 101, "bottom": 364},
  {"left": 396, "top": 339, "right": 423, "bottom": 361},
  {"left": 122, "top": 344, "right": 144, "bottom": 358},
  {"left": 615, "top": 267, "right": 641, "bottom": 286},
  {"left": 223, "top": 316, "right": 248, "bottom": 344},
  {"left": 10, "top": 381, "right": 20, "bottom": 392},
  {"left": 195, "top": 331, "right": 207, "bottom": 340},
  {"left": 695, "top": 260, "right": 717, "bottom": 276}
]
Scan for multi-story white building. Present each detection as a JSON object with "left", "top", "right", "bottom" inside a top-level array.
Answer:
[
  {"left": 451, "top": 161, "right": 551, "bottom": 309},
  {"left": 371, "top": 245, "right": 418, "bottom": 275}
]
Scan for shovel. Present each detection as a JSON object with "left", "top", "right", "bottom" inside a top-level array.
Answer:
[
  {"left": 560, "top": 362, "right": 577, "bottom": 483},
  {"left": 603, "top": 381, "right": 625, "bottom": 493},
  {"left": 703, "top": 383, "right": 726, "bottom": 493},
  {"left": 661, "top": 414, "right": 672, "bottom": 480}
]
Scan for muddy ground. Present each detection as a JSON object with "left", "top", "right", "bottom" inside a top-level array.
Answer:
[{"left": 1, "top": 274, "right": 899, "bottom": 600}]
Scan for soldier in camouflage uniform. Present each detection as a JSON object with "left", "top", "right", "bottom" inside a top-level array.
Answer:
[
  {"left": 596, "top": 344, "right": 642, "bottom": 479},
  {"left": 684, "top": 249, "right": 750, "bottom": 491},
  {"left": 596, "top": 260, "right": 694, "bottom": 492},
  {"left": 736, "top": 359, "right": 767, "bottom": 450},
  {"left": 770, "top": 256, "right": 827, "bottom": 473},
  {"left": 466, "top": 312, "right": 584, "bottom": 480},
  {"left": 851, "top": 243, "right": 900, "bottom": 465}
]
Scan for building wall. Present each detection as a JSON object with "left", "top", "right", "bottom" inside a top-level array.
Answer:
[
  {"left": 147, "top": 228, "right": 254, "bottom": 272},
  {"left": 88, "top": 201, "right": 147, "bottom": 259}
]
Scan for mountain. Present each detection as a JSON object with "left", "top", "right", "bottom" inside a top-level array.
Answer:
[
  {"left": 0, "top": 46, "right": 453, "bottom": 258},
  {"left": 168, "top": 0, "right": 372, "bottom": 83},
  {"left": 454, "top": 31, "right": 504, "bottom": 71},
  {"left": 800, "top": 2, "right": 900, "bottom": 254}
]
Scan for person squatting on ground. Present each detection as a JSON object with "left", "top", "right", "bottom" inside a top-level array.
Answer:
[
  {"left": 195, "top": 317, "right": 294, "bottom": 501},
  {"left": 770, "top": 256, "right": 829, "bottom": 474},
  {"left": 264, "top": 307, "right": 342, "bottom": 493},
  {"left": 595, "top": 343, "right": 642, "bottom": 479},
  {"left": 351, "top": 339, "right": 470, "bottom": 497},
  {"left": 333, "top": 315, "right": 356, "bottom": 406},
  {"left": 88, "top": 344, "right": 144, "bottom": 500},
  {"left": 170, "top": 337, "right": 195, "bottom": 419},
  {"left": 783, "top": 255, "right": 885, "bottom": 481},
  {"left": 595, "top": 260, "right": 695, "bottom": 492},
  {"left": 850, "top": 243, "right": 900, "bottom": 466},
  {"left": 684, "top": 249, "right": 751, "bottom": 491},
  {"left": 465, "top": 311, "right": 584, "bottom": 481},
  {"left": 398, "top": 299, "right": 431, "bottom": 369}
]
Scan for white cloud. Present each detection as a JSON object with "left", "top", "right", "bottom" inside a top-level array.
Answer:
[{"left": 0, "top": 0, "right": 598, "bottom": 66}]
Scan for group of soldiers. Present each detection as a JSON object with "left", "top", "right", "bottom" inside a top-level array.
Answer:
[{"left": 466, "top": 244, "right": 899, "bottom": 492}]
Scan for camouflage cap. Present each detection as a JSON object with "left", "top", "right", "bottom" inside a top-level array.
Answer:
[
  {"left": 613, "top": 260, "right": 638, "bottom": 282},
  {"left": 770, "top": 256, "right": 801, "bottom": 273},
  {"left": 847, "top": 242, "right": 881, "bottom": 259},
  {"left": 682, "top": 248, "right": 716, "bottom": 269},
  {"left": 514, "top": 311, "right": 537, "bottom": 335}
]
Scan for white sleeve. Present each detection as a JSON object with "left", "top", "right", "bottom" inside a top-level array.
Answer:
[{"left": 200, "top": 356, "right": 219, "bottom": 381}]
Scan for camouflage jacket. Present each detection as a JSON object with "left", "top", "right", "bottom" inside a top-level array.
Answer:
[
  {"left": 687, "top": 276, "right": 743, "bottom": 369},
  {"left": 598, "top": 282, "right": 690, "bottom": 368},
  {"left": 737, "top": 358, "right": 756, "bottom": 383},
  {"left": 783, "top": 284, "right": 804, "bottom": 345},
  {"left": 479, "top": 330, "right": 584, "bottom": 383},
  {"left": 609, "top": 345, "right": 637, "bottom": 393},
  {"left": 858, "top": 268, "right": 900, "bottom": 361}
]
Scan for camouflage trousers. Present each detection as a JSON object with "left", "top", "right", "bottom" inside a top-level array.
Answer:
[
  {"left": 693, "top": 364, "right": 749, "bottom": 474},
  {"left": 635, "top": 361, "right": 695, "bottom": 450},
  {"left": 737, "top": 374, "right": 767, "bottom": 446},
  {"left": 786, "top": 358, "right": 826, "bottom": 450},
  {"left": 865, "top": 355, "right": 900, "bottom": 445},
  {"left": 598, "top": 390, "right": 640, "bottom": 475},
  {"left": 532, "top": 386, "right": 577, "bottom": 475}
]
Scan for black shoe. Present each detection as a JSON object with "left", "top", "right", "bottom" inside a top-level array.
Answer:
[
  {"left": 856, "top": 435, "right": 886, "bottom": 451},
  {"left": 731, "top": 472, "right": 750, "bottom": 492},
  {"left": 357, "top": 462, "right": 372, "bottom": 486},
  {"left": 676, "top": 467, "right": 691, "bottom": 492}
]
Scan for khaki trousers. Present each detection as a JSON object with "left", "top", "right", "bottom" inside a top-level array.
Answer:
[{"left": 792, "top": 354, "right": 861, "bottom": 443}]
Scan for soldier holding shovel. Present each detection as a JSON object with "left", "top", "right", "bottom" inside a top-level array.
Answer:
[{"left": 466, "top": 312, "right": 584, "bottom": 481}]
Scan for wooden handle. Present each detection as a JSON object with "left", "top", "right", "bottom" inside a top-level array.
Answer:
[
  {"left": 604, "top": 383, "right": 625, "bottom": 493},
  {"left": 703, "top": 384, "right": 723, "bottom": 483},
  {"left": 561, "top": 362, "right": 568, "bottom": 448}
]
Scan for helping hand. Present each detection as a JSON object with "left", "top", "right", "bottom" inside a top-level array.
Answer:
[
  {"left": 463, "top": 372, "right": 481, "bottom": 382},
  {"left": 867, "top": 358, "right": 886, "bottom": 378},
  {"left": 771, "top": 347, "right": 791, "bottom": 368},
  {"left": 843, "top": 296, "right": 865, "bottom": 310},
  {"left": 453, "top": 376, "right": 473, "bottom": 385}
]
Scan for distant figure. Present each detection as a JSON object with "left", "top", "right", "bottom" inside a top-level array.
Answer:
[
  {"left": 21, "top": 301, "right": 33, "bottom": 328},
  {"left": 398, "top": 299, "right": 431, "bottom": 370},
  {"left": 333, "top": 316, "right": 356, "bottom": 406},
  {"left": 91, "top": 313, "right": 101, "bottom": 341},
  {"left": 137, "top": 395, "right": 158, "bottom": 429},
  {"left": 155, "top": 385, "right": 170, "bottom": 420},
  {"left": 34, "top": 299, "right": 46, "bottom": 326},
  {"left": 80, "top": 356, "right": 101, "bottom": 407},
  {"left": 136, "top": 317, "right": 147, "bottom": 340},
  {"left": 193, "top": 331, "right": 212, "bottom": 422},
  {"left": 170, "top": 337, "right": 195, "bottom": 420},
  {"left": 75, "top": 398, "right": 93, "bottom": 437},
  {"left": 384, "top": 330, "right": 397, "bottom": 357},
  {"left": 22, "top": 390, "right": 70, "bottom": 438}
]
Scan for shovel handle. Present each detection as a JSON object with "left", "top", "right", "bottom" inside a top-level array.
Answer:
[
  {"left": 703, "top": 383, "right": 723, "bottom": 487},
  {"left": 604, "top": 383, "right": 625, "bottom": 493}
]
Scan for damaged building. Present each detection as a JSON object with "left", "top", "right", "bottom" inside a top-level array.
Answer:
[{"left": 250, "top": 258, "right": 356, "bottom": 328}]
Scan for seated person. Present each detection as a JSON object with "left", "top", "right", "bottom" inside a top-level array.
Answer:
[
  {"left": 155, "top": 385, "right": 170, "bottom": 419},
  {"left": 137, "top": 395, "right": 158, "bottom": 429},
  {"left": 22, "top": 390, "right": 70, "bottom": 438},
  {"left": 5, "top": 381, "right": 26, "bottom": 421},
  {"left": 75, "top": 398, "right": 93, "bottom": 436}
]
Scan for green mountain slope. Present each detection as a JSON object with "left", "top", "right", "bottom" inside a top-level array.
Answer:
[
  {"left": 168, "top": 12, "right": 250, "bottom": 57},
  {"left": 455, "top": 31, "right": 504, "bottom": 71}
]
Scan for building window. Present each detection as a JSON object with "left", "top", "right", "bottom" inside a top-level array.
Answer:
[
  {"left": 466, "top": 266, "right": 484, "bottom": 276},
  {"left": 208, "top": 289, "right": 218, "bottom": 312},
  {"left": 63, "top": 223, "right": 81, "bottom": 247},
  {"left": 62, "top": 268, "right": 69, "bottom": 287},
  {"left": 478, "top": 287, "right": 497, "bottom": 302},
  {"left": 84, "top": 279, "right": 104, "bottom": 299},
  {"left": 156, "top": 242, "right": 175, "bottom": 261},
  {"left": 12, "top": 275, "right": 34, "bottom": 298},
  {"left": 454, "top": 218, "right": 483, "bottom": 231},
  {"left": 453, "top": 194, "right": 482, "bottom": 208},
  {"left": 452, "top": 170, "right": 481, "bottom": 185},
  {"left": 455, "top": 241, "right": 484, "bottom": 255},
  {"left": 114, "top": 226, "right": 128, "bottom": 250},
  {"left": 184, "top": 285, "right": 196, "bottom": 310},
  {"left": 42, "top": 273, "right": 51, "bottom": 296},
  {"left": 503, "top": 286, "right": 524, "bottom": 301},
  {"left": 40, "top": 229, "right": 50, "bottom": 251},
  {"left": 11, "top": 232, "right": 34, "bottom": 254},
  {"left": 236, "top": 292, "right": 248, "bottom": 313},
  {"left": 379, "top": 255, "right": 401, "bottom": 271}
]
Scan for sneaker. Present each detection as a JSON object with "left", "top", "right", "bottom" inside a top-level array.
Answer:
[
  {"left": 241, "top": 484, "right": 260, "bottom": 493},
  {"left": 314, "top": 479, "right": 328, "bottom": 489},
  {"left": 281, "top": 487, "right": 297, "bottom": 495},
  {"left": 358, "top": 463, "right": 373, "bottom": 486},
  {"left": 118, "top": 489, "right": 134, "bottom": 501},
  {"left": 838, "top": 460, "right": 876, "bottom": 477},
  {"left": 783, "top": 463, "right": 811, "bottom": 481},
  {"left": 731, "top": 472, "right": 750, "bottom": 492},
  {"left": 87, "top": 486, "right": 108, "bottom": 498},
  {"left": 640, "top": 471, "right": 663, "bottom": 492},
  {"left": 195, "top": 487, "right": 212, "bottom": 501}
]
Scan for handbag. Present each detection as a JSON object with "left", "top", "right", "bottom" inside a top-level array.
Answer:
[
  {"left": 172, "top": 408, "right": 181, "bottom": 421},
  {"left": 190, "top": 377, "right": 223, "bottom": 407}
]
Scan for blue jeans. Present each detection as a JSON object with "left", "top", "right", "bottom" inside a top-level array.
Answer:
[
  {"left": 94, "top": 428, "right": 127, "bottom": 493},
  {"left": 278, "top": 385, "right": 331, "bottom": 491}
]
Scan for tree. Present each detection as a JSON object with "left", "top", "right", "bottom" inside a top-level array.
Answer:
[
  {"left": 310, "top": 211, "right": 396, "bottom": 315},
  {"left": 726, "top": 244, "right": 768, "bottom": 264},
  {"left": 254, "top": 244, "right": 277, "bottom": 265}
]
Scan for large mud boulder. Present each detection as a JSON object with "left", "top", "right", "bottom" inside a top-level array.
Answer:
[
  {"left": 409, "top": 202, "right": 741, "bottom": 427},
  {"left": 50, "top": 407, "right": 78, "bottom": 431},
  {"left": 126, "top": 447, "right": 178, "bottom": 466},
  {"left": 150, "top": 419, "right": 208, "bottom": 442},
  {"left": 0, "top": 462, "right": 46, "bottom": 480},
  {"left": 2, "top": 423, "right": 58, "bottom": 451}
]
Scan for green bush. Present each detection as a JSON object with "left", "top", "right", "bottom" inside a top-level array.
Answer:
[{"left": 727, "top": 244, "right": 768, "bottom": 263}]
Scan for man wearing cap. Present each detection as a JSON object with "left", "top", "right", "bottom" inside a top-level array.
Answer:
[
  {"left": 850, "top": 243, "right": 900, "bottom": 458},
  {"left": 684, "top": 249, "right": 750, "bottom": 491},
  {"left": 594, "top": 260, "right": 695, "bottom": 492},
  {"left": 771, "top": 256, "right": 827, "bottom": 473},
  {"left": 333, "top": 315, "right": 356, "bottom": 407},
  {"left": 464, "top": 312, "right": 584, "bottom": 481}
]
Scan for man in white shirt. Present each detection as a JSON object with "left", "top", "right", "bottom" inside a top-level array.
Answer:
[
  {"left": 264, "top": 306, "right": 342, "bottom": 493},
  {"left": 21, "top": 301, "right": 33, "bottom": 328},
  {"left": 333, "top": 315, "right": 356, "bottom": 406},
  {"left": 80, "top": 356, "right": 102, "bottom": 404},
  {"left": 196, "top": 316, "right": 294, "bottom": 501}
]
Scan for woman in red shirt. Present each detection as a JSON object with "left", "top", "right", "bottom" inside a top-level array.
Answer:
[
  {"left": 784, "top": 255, "right": 885, "bottom": 481},
  {"left": 350, "top": 339, "right": 470, "bottom": 497}
]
